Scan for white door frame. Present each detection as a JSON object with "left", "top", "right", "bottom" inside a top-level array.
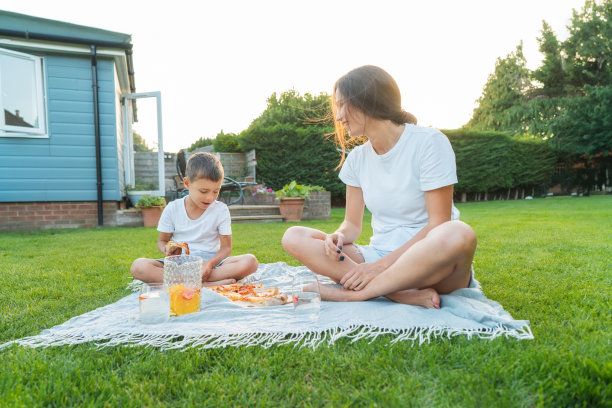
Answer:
[{"left": 122, "top": 91, "right": 165, "bottom": 197}]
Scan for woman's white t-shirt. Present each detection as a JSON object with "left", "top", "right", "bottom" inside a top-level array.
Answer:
[
  {"left": 339, "top": 124, "right": 460, "bottom": 252},
  {"left": 157, "top": 198, "right": 232, "bottom": 253}
]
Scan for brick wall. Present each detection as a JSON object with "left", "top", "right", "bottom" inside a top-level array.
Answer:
[
  {"left": 0, "top": 201, "right": 123, "bottom": 232},
  {"left": 302, "top": 191, "right": 331, "bottom": 220}
]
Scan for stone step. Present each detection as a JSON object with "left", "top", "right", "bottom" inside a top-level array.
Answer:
[
  {"left": 231, "top": 214, "right": 284, "bottom": 223},
  {"left": 228, "top": 204, "right": 281, "bottom": 217}
]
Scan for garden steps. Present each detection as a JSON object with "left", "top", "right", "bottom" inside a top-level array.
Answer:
[{"left": 228, "top": 205, "right": 284, "bottom": 223}]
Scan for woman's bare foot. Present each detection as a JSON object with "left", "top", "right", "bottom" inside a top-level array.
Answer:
[
  {"left": 386, "top": 288, "right": 440, "bottom": 309},
  {"left": 318, "top": 284, "right": 440, "bottom": 309}
]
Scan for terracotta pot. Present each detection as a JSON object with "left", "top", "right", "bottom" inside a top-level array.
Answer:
[
  {"left": 278, "top": 197, "right": 305, "bottom": 221},
  {"left": 141, "top": 206, "right": 165, "bottom": 227}
]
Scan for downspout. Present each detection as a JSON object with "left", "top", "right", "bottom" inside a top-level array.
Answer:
[{"left": 90, "top": 45, "right": 103, "bottom": 226}]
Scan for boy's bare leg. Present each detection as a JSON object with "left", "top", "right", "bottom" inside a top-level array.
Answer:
[
  {"left": 206, "top": 254, "right": 258, "bottom": 284},
  {"left": 282, "top": 226, "right": 442, "bottom": 308},
  {"left": 130, "top": 258, "right": 164, "bottom": 283},
  {"left": 316, "top": 221, "right": 476, "bottom": 306},
  {"left": 131, "top": 258, "right": 236, "bottom": 286}
]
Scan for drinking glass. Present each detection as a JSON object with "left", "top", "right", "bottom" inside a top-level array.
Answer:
[
  {"left": 163, "top": 255, "right": 203, "bottom": 316},
  {"left": 139, "top": 283, "right": 170, "bottom": 324},
  {"left": 292, "top": 270, "right": 321, "bottom": 320}
]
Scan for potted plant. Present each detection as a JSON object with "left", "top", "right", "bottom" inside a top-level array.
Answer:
[
  {"left": 276, "top": 181, "right": 311, "bottom": 221},
  {"left": 136, "top": 195, "right": 166, "bottom": 227}
]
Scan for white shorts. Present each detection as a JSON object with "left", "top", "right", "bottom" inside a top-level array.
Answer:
[{"left": 352, "top": 243, "right": 392, "bottom": 263}]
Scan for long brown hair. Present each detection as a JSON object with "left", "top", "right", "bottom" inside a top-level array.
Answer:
[{"left": 331, "top": 65, "right": 417, "bottom": 167}]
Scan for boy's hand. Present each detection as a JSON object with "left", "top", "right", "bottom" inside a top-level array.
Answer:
[
  {"left": 167, "top": 247, "right": 182, "bottom": 256},
  {"left": 202, "top": 261, "right": 214, "bottom": 281}
]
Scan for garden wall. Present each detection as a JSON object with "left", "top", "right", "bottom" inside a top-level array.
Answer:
[
  {"left": 133, "top": 149, "right": 257, "bottom": 194},
  {"left": 0, "top": 201, "right": 126, "bottom": 232}
]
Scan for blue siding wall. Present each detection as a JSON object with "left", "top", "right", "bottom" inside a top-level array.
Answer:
[{"left": 0, "top": 55, "right": 120, "bottom": 202}]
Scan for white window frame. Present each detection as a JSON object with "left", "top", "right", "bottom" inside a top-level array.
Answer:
[
  {"left": 0, "top": 47, "right": 48, "bottom": 138},
  {"left": 122, "top": 91, "right": 165, "bottom": 197}
]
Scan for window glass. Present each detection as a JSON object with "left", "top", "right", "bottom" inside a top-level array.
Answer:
[{"left": 0, "top": 48, "right": 45, "bottom": 136}]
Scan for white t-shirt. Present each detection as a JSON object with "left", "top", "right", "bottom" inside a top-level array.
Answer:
[
  {"left": 157, "top": 198, "right": 232, "bottom": 253},
  {"left": 339, "top": 124, "right": 460, "bottom": 252}
]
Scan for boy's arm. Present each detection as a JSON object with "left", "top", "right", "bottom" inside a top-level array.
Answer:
[
  {"left": 202, "top": 234, "right": 232, "bottom": 281},
  {"left": 157, "top": 232, "right": 180, "bottom": 256}
]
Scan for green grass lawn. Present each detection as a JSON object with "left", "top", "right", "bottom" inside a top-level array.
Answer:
[{"left": 0, "top": 196, "right": 610, "bottom": 407}]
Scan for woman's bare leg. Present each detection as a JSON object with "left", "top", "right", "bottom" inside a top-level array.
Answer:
[
  {"left": 282, "top": 226, "right": 363, "bottom": 283},
  {"left": 317, "top": 221, "right": 476, "bottom": 305},
  {"left": 282, "top": 226, "right": 444, "bottom": 308}
]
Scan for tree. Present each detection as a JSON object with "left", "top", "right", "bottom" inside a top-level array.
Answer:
[
  {"left": 213, "top": 130, "right": 242, "bottom": 152},
  {"left": 239, "top": 90, "right": 344, "bottom": 197},
  {"left": 563, "top": 0, "right": 612, "bottom": 88},
  {"left": 533, "top": 21, "right": 567, "bottom": 97},
  {"left": 188, "top": 137, "right": 214, "bottom": 151},
  {"left": 133, "top": 131, "right": 153, "bottom": 152},
  {"left": 552, "top": 85, "right": 612, "bottom": 156},
  {"left": 466, "top": 44, "right": 532, "bottom": 132}
]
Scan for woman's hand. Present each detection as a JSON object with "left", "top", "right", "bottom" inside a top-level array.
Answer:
[
  {"left": 324, "top": 232, "right": 345, "bottom": 260},
  {"left": 340, "top": 261, "right": 386, "bottom": 291}
]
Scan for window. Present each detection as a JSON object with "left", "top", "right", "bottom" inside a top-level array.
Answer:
[{"left": 0, "top": 47, "right": 47, "bottom": 137}]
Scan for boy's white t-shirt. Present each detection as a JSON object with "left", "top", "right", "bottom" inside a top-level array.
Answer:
[
  {"left": 339, "top": 124, "right": 460, "bottom": 252},
  {"left": 157, "top": 198, "right": 232, "bottom": 253}
]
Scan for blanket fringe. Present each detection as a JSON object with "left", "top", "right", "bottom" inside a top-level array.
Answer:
[{"left": 1, "top": 323, "right": 533, "bottom": 351}]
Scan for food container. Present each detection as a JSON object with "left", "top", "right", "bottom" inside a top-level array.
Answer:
[{"left": 163, "top": 255, "right": 203, "bottom": 316}]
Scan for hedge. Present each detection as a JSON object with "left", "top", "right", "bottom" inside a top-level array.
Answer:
[{"left": 443, "top": 129, "right": 556, "bottom": 200}]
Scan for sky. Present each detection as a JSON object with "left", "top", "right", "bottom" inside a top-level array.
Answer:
[{"left": 2, "top": 0, "right": 587, "bottom": 152}]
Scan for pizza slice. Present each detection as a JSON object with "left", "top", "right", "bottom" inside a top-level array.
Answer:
[
  {"left": 208, "top": 283, "right": 289, "bottom": 307},
  {"left": 165, "top": 240, "right": 190, "bottom": 255}
]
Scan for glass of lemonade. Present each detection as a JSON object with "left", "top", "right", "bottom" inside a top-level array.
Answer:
[
  {"left": 139, "top": 283, "right": 170, "bottom": 324},
  {"left": 292, "top": 270, "right": 321, "bottom": 320}
]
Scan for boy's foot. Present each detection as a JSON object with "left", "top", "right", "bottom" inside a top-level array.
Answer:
[{"left": 203, "top": 279, "right": 236, "bottom": 287}]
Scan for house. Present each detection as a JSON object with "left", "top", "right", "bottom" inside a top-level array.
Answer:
[{"left": 0, "top": 10, "right": 163, "bottom": 231}]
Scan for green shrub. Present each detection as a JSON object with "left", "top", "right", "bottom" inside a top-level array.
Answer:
[
  {"left": 276, "top": 181, "right": 325, "bottom": 199},
  {"left": 443, "top": 129, "right": 557, "bottom": 196},
  {"left": 136, "top": 195, "right": 166, "bottom": 208}
]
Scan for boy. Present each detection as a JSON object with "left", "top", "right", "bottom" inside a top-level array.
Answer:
[{"left": 130, "top": 152, "right": 258, "bottom": 285}]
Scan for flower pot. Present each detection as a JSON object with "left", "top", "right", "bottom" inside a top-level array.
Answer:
[
  {"left": 141, "top": 206, "right": 165, "bottom": 227},
  {"left": 278, "top": 197, "right": 305, "bottom": 222}
]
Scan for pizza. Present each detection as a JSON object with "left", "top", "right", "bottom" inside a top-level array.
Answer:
[
  {"left": 165, "top": 240, "right": 190, "bottom": 255},
  {"left": 207, "top": 283, "right": 290, "bottom": 307}
]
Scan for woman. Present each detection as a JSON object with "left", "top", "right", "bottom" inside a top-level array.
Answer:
[{"left": 281, "top": 65, "right": 477, "bottom": 308}]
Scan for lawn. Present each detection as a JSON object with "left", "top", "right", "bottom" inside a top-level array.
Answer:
[{"left": 0, "top": 196, "right": 610, "bottom": 407}]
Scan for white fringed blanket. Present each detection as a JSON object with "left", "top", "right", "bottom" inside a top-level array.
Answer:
[{"left": 1, "top": 263, "right": 533, "bottom": 350}]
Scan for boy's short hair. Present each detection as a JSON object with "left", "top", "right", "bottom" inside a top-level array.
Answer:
[{"left": 185, "top": 152, "right": 224, "bottom": 182}]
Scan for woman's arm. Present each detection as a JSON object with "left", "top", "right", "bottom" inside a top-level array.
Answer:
[
  {"left": 341, "top": 185, "right": 454, "bottom": 290},
  {"left": 202, "top": 235, "right": 232, "bottom": 281},
  {"left": 325, "top": 185, "right": 365, "bottom": 255}
]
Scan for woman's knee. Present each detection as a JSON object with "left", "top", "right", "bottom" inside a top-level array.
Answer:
[
  {"left": 281, "top": 226, "right": 307, "bottom": 253},
  {"left": 446, "top": 220, "right": 477, "bottom": 253}
]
